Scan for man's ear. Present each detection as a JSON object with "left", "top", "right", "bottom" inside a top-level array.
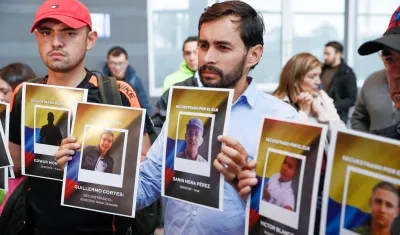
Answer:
[
  {"left": 246, "top": 44, "right": 263, "bottom": 70},
  {"left": 86, "top": 30, "right": 98, "bottom": 51}
]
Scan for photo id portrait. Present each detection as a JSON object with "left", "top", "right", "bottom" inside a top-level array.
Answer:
[
  {"left": 174, "top": 112, "right": 214, "bottom": 177},
  {"left": 259, "top": 148, "right": 306, "bottom": 230},
  {"left": 78, "top": 125, "right": 128, "bottom": 188}
]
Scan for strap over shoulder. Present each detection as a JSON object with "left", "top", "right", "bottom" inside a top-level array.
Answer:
[{"left": 94, "top": 74, "right": 122, "bottom": 106}]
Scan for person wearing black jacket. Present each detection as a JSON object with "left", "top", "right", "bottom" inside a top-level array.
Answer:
[
  {"left": 151, "top": 74, "right": 200, "bottom": 134},
  {"left": 358, "top": 5, "right": 400, "bottom": 235},
  {"left": 321, "top": 41, "right": 358, "bottom": 123}
]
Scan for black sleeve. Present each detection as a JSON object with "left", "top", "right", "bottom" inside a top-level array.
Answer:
[
  {"left": 9, "top": 87, "right": 23, "bottom": 145},
  {"left": 120, "top": 92, "right": 155, "bottom": 135}
]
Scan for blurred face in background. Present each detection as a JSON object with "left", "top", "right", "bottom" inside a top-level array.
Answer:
[
  {"left": 0, "top": 78, "right": 12, "bottom": 102},
  {"left": 107, "top": 54, "right": 128, "bottom": 79},
  {"left": 323, "top": 46, "right": 341, "bottom": 66},
  {"left": 183, "top": 41, "right": 198, "bottom": 71},
  {"left": 300, "top": 66, "right": 322, "bottom": 94}
]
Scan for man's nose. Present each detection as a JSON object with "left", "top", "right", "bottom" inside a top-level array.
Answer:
[{"left": 51, "top": 34, "right": 64, "bottom": 48}]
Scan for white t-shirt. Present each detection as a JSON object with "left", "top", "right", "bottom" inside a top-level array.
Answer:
[
  {"left": 264, "top": 173, "right": 295, "bottom": 210},
  {"left": 95, "top": 157, "right": 108, "bottom": 172}
]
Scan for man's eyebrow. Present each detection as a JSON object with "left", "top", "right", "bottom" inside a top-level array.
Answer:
[
  {"left": 37, "top": 25, "right": 76, "bottom": 31},
  {"left": 198, "top": 39, "right": 233, "bottom": 46}
]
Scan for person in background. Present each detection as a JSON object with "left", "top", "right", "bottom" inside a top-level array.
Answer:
[
  {"left": 351, "top": 69, "right": 400, "bottom": 132},
  {"left": 163, "top": 35, "right": 198, "bottom": 92},
  {"left": 0, "top": 62, "right": 36, "bottom": 214},
  {"left": 0, "top": 62, "right": 36, "bottom": 102},
  {"left": 321, "top": 41, "right": 357, "bottom": 124},
  {"left": 102, "top": 46, "right": 152, "bottom": 114},
  {"left": 273, "top": 52, "right": 344, "bottom": 126}
]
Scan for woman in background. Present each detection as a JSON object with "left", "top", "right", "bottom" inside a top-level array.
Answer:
[
  {"left": 273, "top": 52, "right": 344, "bottom": 126},
  {"left": 0, "top": 62, "right": 36, "bottom": 213},
  {"left": 0, "top": 63, "right": 35, "bottom": 102}
]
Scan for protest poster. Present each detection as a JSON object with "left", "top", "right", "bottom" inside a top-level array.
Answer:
[
  {"left": 320, "top": 127, "right": 400, "bottom": 235},
  {"left": 0, "top": 101, "right": 12, "bottom": 168},
  {"left": 246, "top": 117, "right": 328, "bottom": 235},
  {"left": 21, "top": 83, "right": 88, "bottom": 180},
  {"left": 162, "top": 86, "right": 233, "bottom": 211},
  {"left": 61, "top": 102, "right": 145, "bottom": 217}
]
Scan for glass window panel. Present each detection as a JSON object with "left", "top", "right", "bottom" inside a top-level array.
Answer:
[
  {"left": 152, "top": 12, "right": 190, "bottom": 88},
  {"left": 292, "top": 14, "right": 344, "bottom": 61},
  {"left": 292, "top": 0, "right": 345, "bottom": 13},
  {"left": 354, "top": 16, "right": 391, "bottom": 81},
  {"left": 249, "top": 13, "right": 282, "bottom": 84},
  {"left": 90, "top": 13, "right": 110, "bottom": 38},
  {"left": 150, "top": 0, "right": 189, "bottom": 11},
  {"left": 357, "top": 0, "right": 398, "bottom": 15}
]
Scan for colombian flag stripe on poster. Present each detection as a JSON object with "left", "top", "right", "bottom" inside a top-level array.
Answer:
[
  {"left": 246, "top": 117, "right": 327, "bottom": 235},
  {"left": 21, "top": 83, "right": 88, "bottom": 180},
  {"left": 320, "top": 127, "right": 400, "bottom": 235}
]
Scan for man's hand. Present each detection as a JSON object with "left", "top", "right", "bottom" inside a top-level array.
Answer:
[
  {"left": 213, "top": 135, "right": 247, "bottom": 181},
  {"left": 54, "top": 137, "right": 81, "bottom": 170},
  {"left": 263, "top": 183, "right": 271, "bottom": 201},
  {"left": 237, "top": 160, "right": 257, "bottom": 201}
]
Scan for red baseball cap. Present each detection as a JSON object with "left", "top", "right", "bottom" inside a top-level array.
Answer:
[
  {"left": 30, "top": 0, "right": 92, "bottom": 33},
  {"left": 358, "top": 6, "right": 400, "bottom": 55}
]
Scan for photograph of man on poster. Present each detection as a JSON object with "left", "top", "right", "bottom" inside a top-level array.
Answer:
[
  {"left": 39, "top": 111, "right": 63, "bottom": 146},
  {"left": 262, "top": 155, "right": 301, "bottom": 212},
  {"left": 81, "top": 130, "right": 116, "bottom": 174},
  {"left": 176, "top": 117, "right": 207, "bottom": 163},
  {"left": 351, "top": 181, "right": 400, "bottom": 235},
  {"left": 34, "top": 105, "right": 70, "bottom": 157}
]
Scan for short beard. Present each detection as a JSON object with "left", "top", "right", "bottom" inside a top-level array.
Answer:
[
  {"left": 199, "top": 55, "right": 247, "bottom": 89},
  {"left": 44, "top": 52, "right": 85, "bottom": 73}
]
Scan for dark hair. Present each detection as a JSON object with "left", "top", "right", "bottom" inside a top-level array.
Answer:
[
  {"left": 198, "top": 1, "right": 265, "bottom": 69},
  {"left": 372, "top": 181, "right": 400, "bottom": 207},
  {"left": 182, "top": 36, "right": 198, "bottom": 51},
  {"left": 107, "top": 46, "right": 128, "bottom": 59},
  {"left": 101, "top": 130, "right": 114, "bottom": 140},
  {"left": 0, "top": 63, "right": 36, "bottom": 90},
  {"left": 325, "top": 41, "right": 343, "bottom": 54}
]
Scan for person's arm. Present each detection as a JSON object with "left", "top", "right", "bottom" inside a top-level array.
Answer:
[
  {"left": 117, "top": 80, "right": 154, "bottom": 159},
  {"left": 282, "top": 192, "right": 295, "bottom": 211},
  {"left": 136, "top": 125, "right": 165, "bottom": 210},
  {"left": 8, "top": 84, "right": 23, "bottom": 176},
  {"left": 333, "top": 71, "right": 358, "bottom": 112},
  {"left": 350, "top": 85, "right": 370, "bottom": 132}
]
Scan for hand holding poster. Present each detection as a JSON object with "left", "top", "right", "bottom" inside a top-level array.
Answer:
[
  {"left": 162, "top": 86, "right": 233, "bottom": 211},
  {"left": 21, "top": 83, "right": 88, "bottom": 180},
  {"left": 320, "top": 128, "right": 400, "bottom": 235},
  {"left": 61, "top": 102, "right": 145, "bottom": 217},
  {"left": 246, "top": 117, "right": 328, "bottom": 235}
]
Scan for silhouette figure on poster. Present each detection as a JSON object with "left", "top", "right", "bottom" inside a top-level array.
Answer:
[{"left": 39, "top": 112, "right": 62, "bottom": 146}]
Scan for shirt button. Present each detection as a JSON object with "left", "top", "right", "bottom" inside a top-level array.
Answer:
[{"left": 191, "top": 210, "right": 197, "bottom": 216}]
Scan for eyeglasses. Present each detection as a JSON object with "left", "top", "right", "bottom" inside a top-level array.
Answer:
[{"left": 108, "top": 61, "right": 126, "bottom": 68}]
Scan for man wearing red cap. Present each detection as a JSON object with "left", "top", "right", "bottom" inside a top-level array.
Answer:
[{"left": 5, "top": 0, "right": 154, "bottom": 234}]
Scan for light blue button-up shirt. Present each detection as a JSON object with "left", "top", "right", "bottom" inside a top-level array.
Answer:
[{"left": 137, "top": 79, "right": 298, "bottom": 235}]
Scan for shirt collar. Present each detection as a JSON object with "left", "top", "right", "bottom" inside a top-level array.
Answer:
[
  {"left": 195, "top": 71, "right": 203, "bottom": 87},
  {"left": 233, "top": 77, "right": 257, "bottom": 108}
]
